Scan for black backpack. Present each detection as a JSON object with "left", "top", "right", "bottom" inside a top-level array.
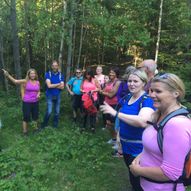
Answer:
[{"left": 146, "top": 107, "right": 191, "bottom": 191}]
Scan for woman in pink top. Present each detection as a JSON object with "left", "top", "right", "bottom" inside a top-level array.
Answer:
[
  {"left": 3, "top": 69, "right": 40, "bottom": 136},
  {"left": 129, "top": 73, "right": 191, "bottom": 191},
  {"left": 80, "top": 68, "right": 100, "bottom": 132},
  {"left": 100, "top": 67, "right": 121, "bottom": 143}
]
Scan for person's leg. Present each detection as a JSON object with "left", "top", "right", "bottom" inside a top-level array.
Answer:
[
  {"left": 123, "top": 154, "right": 143, "bottom": 191},
  {"left": 42, "top": 96, "right": 52, "bottom": 128},
  {"left": 90, "top": 114, "right": 96, "bottom": 133},
  {"left": 31, "top": 101, "right": 39, "bottom": 129},
  {"left": 72, "top": 95, "right": 78, "bottom": 122},
  {"left": 22, "top": 102, "right": 30, "bottom": 135},
  {"left": 53, "top": 94, "right": 61, "bottom": 128}
]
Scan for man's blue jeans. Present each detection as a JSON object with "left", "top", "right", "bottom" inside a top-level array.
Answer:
[{"left": 42, "top": 94, "right": 61, "bottom": 128}]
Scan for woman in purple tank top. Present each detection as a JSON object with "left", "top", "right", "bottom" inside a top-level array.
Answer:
[{"left": 3, "top": 69, "right": 40, "bottom": 136}]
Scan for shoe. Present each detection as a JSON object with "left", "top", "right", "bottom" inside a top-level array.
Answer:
[
  {"left": 107, "top": 139, "right": 116, "bottom": 145},
  {"left": 112, "top": 144, "right": 119, "bottom": 150},
  {"left": 91, "top": 128, "right": 95, "bottom": 133},
  {"left": 112, "top": 151, "right": 123, "bottom": 158}
]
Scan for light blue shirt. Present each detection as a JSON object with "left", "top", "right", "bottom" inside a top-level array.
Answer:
[{"left": 67, "top": 76, "right": 83, "bottom": 95}]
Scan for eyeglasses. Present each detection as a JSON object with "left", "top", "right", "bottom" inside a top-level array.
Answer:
[
  {"left": 156, "top": 73, "right": 169, "bottom": 79},
  {"left": 76, "top": 72, "right": 81, "bottom": 74}
]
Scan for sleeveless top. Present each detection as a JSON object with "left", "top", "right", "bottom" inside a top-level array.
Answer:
[
  {"left": 95, "top": 74, "right": 105, "bottom": 88},
  {"left": 81, "top": 79, "right": 98, "bottom": 101},
  {"left": 23, "top": 80, "right": 40, "bottom": 103},
  {"left": 104, "top": 80, "right": 118, "bottom": 105}
]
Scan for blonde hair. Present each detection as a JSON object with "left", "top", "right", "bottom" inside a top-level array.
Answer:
[
  {"left": 128, "top": 69, "right": 148, "bottom": 84},
  {"left": 152, "top": 73, "right": 185, "bottom": 101},
  {"left": 25, "top": 69, "right": 38, "bottom": 81}
]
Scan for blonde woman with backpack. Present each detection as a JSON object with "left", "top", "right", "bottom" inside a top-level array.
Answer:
[{"left": 129, "top": 73, "right": 191, "bottom": 191}]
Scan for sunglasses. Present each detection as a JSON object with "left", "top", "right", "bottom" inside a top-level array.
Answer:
[{"left": 76, "top": 72, "right": 81, "bottom": 74}]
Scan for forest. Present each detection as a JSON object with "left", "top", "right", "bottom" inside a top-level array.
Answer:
[{"left": 0, "top": 0, "right": 191, "bottom": 191}]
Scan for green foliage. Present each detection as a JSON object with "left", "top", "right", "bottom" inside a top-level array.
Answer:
[{"left": 0, "top": 92, "right": 128, "bottom": 191}]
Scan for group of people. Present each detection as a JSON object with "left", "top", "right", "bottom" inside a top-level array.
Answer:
[{"left": 2, "top": 59, "right": 191, "bottom": 191}]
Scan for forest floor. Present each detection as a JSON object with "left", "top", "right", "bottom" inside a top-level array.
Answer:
[{"left": 0, "top": 91, "right": 130, "bottom": 191}]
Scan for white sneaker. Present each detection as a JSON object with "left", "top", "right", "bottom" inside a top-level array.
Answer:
[
  {"left": 112, "top": 144, "right": 119, "bottom": 150},
  {"left": 107, "top": 139, "right": 116, "bottom": 145}
]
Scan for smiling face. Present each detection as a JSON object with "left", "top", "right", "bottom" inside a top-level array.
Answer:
[
  {"left": 127, "top": 74, "right": 145, "bottom": 95},
  {"left": 29, "top": 71, "right": 36, "bottom": 80},
  {"left": 109, "top": 70, "right": 117, "bottom": 81},
  {"left": 149, "top": 82, "right": 178, "bottom": 110},
  {"left": 75, "top": 69, "right": 82, "bottom": 78}
]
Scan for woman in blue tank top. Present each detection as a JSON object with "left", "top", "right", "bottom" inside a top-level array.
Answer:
[{"left": 101, "top": 69, "right": 155, "bottom": 191}]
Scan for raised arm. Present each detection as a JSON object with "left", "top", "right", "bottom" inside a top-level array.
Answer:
[
  {"left": 2, "top": 69, "right": 26, "bottom": 85},
  {"left": 100, "top": 101, "right": 154, "bottom": 128}
]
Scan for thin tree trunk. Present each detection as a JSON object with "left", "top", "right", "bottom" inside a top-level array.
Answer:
[
  {"left": 0, "top": 27, "right": 9, "bottom": 92},
  {"left": 71, "top": 22, "right": 76, "bottom": 71},
  {"left": 66, "top": 1, "right": 75, "bottom": 81},
  {"left": 24, "top": 0, "right": 31, "bottom": 69},
  {"left": 66, "top": 23, "right": 74, "bottom": 82},
  {"left": 77, "top": 6, "right": 84, "bottom": 68},
  {"left": 155, "top": 0, "right": 164, "bottom": 63},
  {"left": 10, "top": 0, "right": 21, "bottom": 79},
  {"left": 58, "top": 0, "right": 67, "bottom": 71}
]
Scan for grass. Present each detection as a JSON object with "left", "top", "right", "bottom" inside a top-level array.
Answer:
[{"left": 0, "top": 91, "right": 130, "bottom": 191}]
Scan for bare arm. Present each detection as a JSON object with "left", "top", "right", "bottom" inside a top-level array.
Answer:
[
  {"left": 2, "top": 69, "right": 26, "bottom": 85},
  {"left": 129, "top": 164, "right": 170, "bottom": 181},
  {"left": 66, "top": 83, "right": 74, "bottom": 95},
  {"left": 100, "top": 102, "right": 154, "bottom": 128},
  {"left": 46, "top": 79, "right": 61, "bottom": 89},
  {"left": 101, "top": 81, "right": 121, "bottom": 98}
]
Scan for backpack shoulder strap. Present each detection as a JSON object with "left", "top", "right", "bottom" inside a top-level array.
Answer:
[
  {"left": 139, "top": 94, "right": 149, "bottom": 109},
  {"left": 157, "top": 107, "right": 189, "bottom": 153}
]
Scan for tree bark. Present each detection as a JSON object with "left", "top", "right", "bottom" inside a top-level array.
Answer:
[
  {"left": 0, "top": 27, "right": 9, "bottom": 92},
  {"left": 66, "top": 1, "right": 75, "bottom": 81},
  {"left": 24, "top": 0, "right": 31, "bottom": 69},
  {"left": 58, "top": 0, "right": 67, "bottom": 71},
  {"left": 10, "top": 0, "right": 21, "bottom": 79},
  {"left": 155, "top": 0, "right": 164, "bottom": 63},
  {"left": 77, "top": 5, "right": 84, "bottom": 68}
]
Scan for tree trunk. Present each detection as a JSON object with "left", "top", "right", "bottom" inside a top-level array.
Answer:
[
  {"left": 10, "top": 0, "right": 21, "bottom": 79},
  {"left": 24, "top": 0, "right": 31, "bottom": 69},
  {"left": 77, "top": 6, "right": 84, "bottom": 68},
  {"left": 71, "top": 22, "right": 76, "bottom": 71},
  {"left": 66, "top": 1, "right": 75, "bottom": 82},
  {"left": 58, "top": 0, "right": 67, "bottom": 71},
  {"left": 155, "top": 0, "right": 164, "bottom": 63},
  {"left": 66, "top": 23, "right": 74, "bottom": 82},
  {"left": 0, "top": 27, "right": 9, "bottom": 92}
]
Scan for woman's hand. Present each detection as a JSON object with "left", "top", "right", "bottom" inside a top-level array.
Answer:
[
  {"left": 2, "top": 69, "right": 9, "bottom": 77},
  {"left": 129, "top": 159, "right": 141, "bottom": 176},
  {"left": 132, "top": 154, "right": 141, "bottom": 165},
  {"left": 100, "top": 102, "right": 117, "bottom": 116}
]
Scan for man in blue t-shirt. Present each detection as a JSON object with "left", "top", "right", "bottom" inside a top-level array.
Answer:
[
  {"left": 66, "top": 68, "right": 83, "bottom": 122},
  {"left": 42, "top": 60, "right": 64, "bottom": 128}
]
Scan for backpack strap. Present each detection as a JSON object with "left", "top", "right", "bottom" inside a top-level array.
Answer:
[{"left": 157, "top": 107, "right": 189, "bottom": 153}]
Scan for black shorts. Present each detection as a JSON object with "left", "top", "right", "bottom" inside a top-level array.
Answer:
[
  {"left": 104, "top": 104, "right": 117, "bottom": 123},
  {"left": 72, "top": 95, "right": 82, "bottom": 111},
  {"left": 22, "top": 101, "right": 39, "bottom": 122}
]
